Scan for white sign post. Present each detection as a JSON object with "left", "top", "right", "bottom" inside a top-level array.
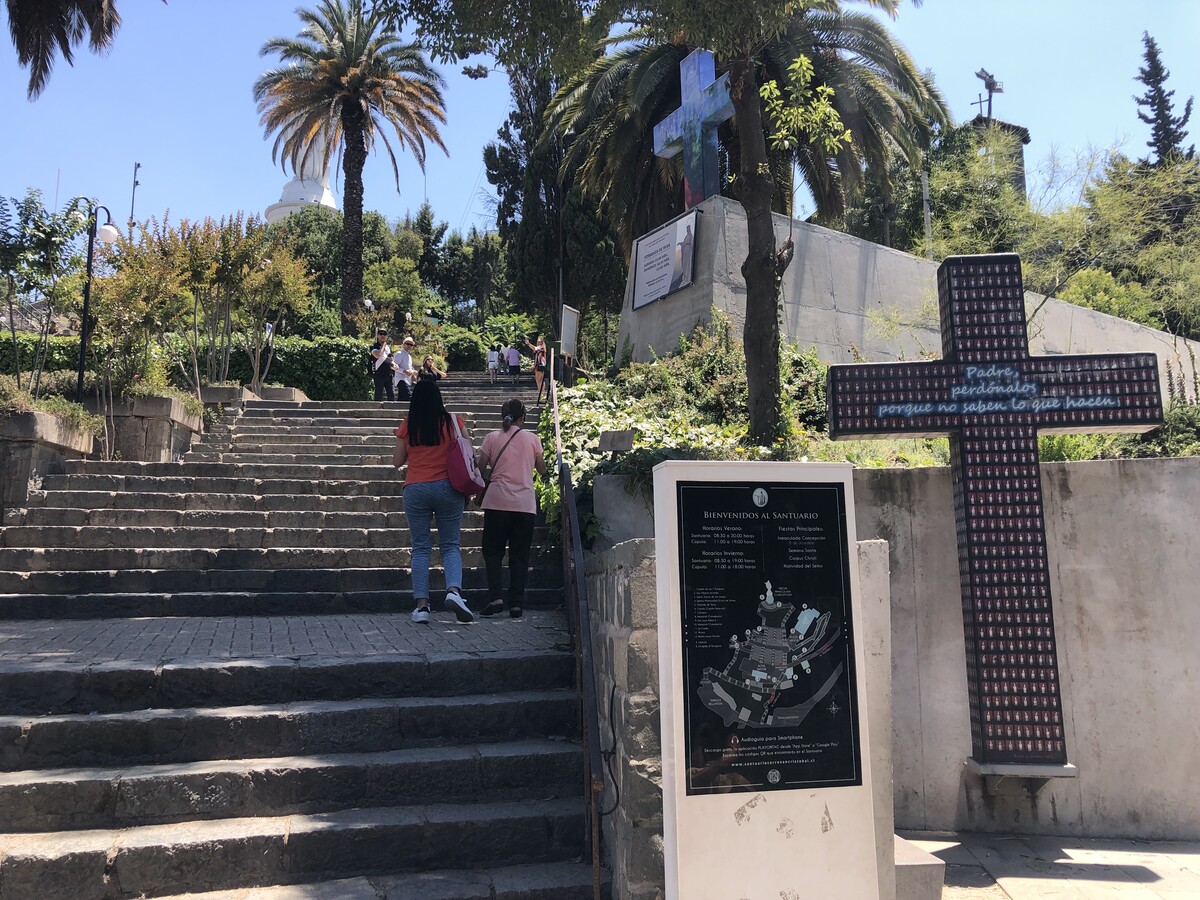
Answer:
[{"left": 653, "top": 460, "right": 881, "bottom": 900}]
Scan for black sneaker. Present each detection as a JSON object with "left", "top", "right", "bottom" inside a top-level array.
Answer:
[{"left": 479, "top": 599, "right": 505, "bottom": 617}]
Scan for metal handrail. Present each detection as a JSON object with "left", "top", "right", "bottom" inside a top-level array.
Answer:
[{"left": 548, "top": 355, "right": 606, "bottom": 899}]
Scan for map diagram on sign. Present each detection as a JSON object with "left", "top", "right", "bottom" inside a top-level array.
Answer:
[{"left": 698, "top": 580, "right": 844, "bottom": 729}]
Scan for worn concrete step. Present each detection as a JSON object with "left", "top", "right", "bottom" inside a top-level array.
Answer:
[
  {"left": 0, "top": 540, "right": 561, "bottom": 573},
  {"left": 20, "top": 508, "right": 511, "bottom": 531},
  {"left": 180, "top": 453, "right": 394, "bottom": 466},
  {"left": 26, "top": 491, "right": 404, "bottom": 514},
  {"left": 0, "top": 740, "right": 582, "bottom": 832},
  {"left": 156, "top": 860, "right": 603, "bottom": 900},
  {"left": 0, "top": 545, "right": 497, "bottom": 573},
  {"left": 0, "top": 586, "right": 564, "bottom": 619},
  {"left": 0, "top": 525, "right": 523, "bottom": 550},
  {"left": 0, "top": 690, "right": 577, "bottom": 771},
  {"left": 0, "top": 562, "right": 562, "bottom": 598},
  {"left": 0, "top": 798, "right": 583, "bottom": 898},
  {"left": 0, "top": 648, "right": 573, "bottom": 715},
  {"left": 40, "top": 473, "right": 406, "bottom": 497},
  {"left": 195, "top": 436, "right": 400, "bottom": 449},
  {"left": 63, "top": 460, "right": 402, "bottom": 480}
]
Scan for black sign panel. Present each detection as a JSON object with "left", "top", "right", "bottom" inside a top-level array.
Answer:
[{"left": 677, "top": 480, "right": 862, "bottom": 795}]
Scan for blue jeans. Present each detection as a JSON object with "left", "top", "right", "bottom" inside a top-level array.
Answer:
[{"left": 404, "top": 478, "right": 465, "bottom": 601}]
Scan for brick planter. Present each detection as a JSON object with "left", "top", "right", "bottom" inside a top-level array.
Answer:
[{"left": 0, "top": 411, "right": 95, "bottom": 518}]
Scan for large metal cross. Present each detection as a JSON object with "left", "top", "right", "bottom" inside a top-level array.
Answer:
[
  {"left": 654, "top": 49, "right": 735, "bottom": 210},
  {"left": 826, "top": 254, "right": 1164, "bottom": 766}
]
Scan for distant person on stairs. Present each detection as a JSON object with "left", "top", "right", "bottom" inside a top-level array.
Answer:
[
  {"left": 418, "top": 355, "right": 446, "bottom": 382},
  {"left": 506, "top": 344, "right": 521, "bottom": 384},
  {"left": 487, "top": 344, "right": 500, "bottom": 384},
  {"left": 369, "top": 328, "right": 396, "bottom": 402},
  {"left": 476, "top": 398, "right": 547, "bottom": 619},
  {"left": 392, "top": 380, "right": 474, "bottom": 625},
  {"left": 391, "top": 336, "right": 417, "bottom": 401}
]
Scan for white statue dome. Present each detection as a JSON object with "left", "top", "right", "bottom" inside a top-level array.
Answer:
[{"left": 265, "top": 140, "right": 338, "bottom": 223}]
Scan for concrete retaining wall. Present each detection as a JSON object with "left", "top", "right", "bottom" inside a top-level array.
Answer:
[
  {"left": 0, "top": 411, "right": 94, "bottom": 519},
  {"left": 592, "top": 457, "right": 1200, "bottom": 840},
  {"left": 854, "top": 457, "right": 1200, "bottom": 840},
  {"left": 616, "top": 196, "right": 1200, "bottom": 394}
]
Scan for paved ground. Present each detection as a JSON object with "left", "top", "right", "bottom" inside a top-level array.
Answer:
[
  {"left": 0, "top": 610, "right": 570, "bottom": 664},
  {"left": 905, "top": 832, "right": 1200, "bottom": 899}
]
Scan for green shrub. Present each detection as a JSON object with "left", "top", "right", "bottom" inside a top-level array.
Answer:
[
  {"left": 0, "top": 373, "right": 102, "bottom": 435},
  {"left": 0, "top": 333, "right": 86, "bottom": 378},
  {"left": 438, "top": 324, "right": 487, "bottom": 371},
  {"left": 225, "top": 335, "right": 371, "bottom": 401}
]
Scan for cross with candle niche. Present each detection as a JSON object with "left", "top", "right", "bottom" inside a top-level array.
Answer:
[
  {"left": 826, "top": 254, "right": 1164, "bottom": 766},
  {"left": 654, "top": 49, "right": 735, "bottom": 210}
]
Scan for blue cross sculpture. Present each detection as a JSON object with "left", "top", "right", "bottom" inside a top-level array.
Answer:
[{"left": 654, "top": 49, "right": 735, "bottom": 210}]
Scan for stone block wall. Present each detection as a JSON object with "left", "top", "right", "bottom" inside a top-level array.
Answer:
[
  {"left": 0, "top": 411, "right": 94, "bottom": 518},
  {"left": 585, "top": 538, "right": 664, "bottom": 900},
  {"left": 95, "top": 397, "right": 203, "bottom": 462}
]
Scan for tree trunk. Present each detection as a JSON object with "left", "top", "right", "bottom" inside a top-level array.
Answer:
[
  {"left": 341, "top": 110, "right": 367, "bottom": 336},
  {"left": 730, "top": 57, "right": 790, "bottom": 445}
]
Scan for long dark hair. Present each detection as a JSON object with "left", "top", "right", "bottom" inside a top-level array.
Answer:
[
  {"left": 406, "top": 380, "right": 453, "bottom": 446},
  {"left": 500, "top": 397, "right": 526, "bottom": 432}
]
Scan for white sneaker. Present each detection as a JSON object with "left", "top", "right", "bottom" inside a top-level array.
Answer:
[
  {"left": 444, "top": 590, "right": 474, "bottom": 624},
  {"left": 411, "top": 606, "right": 431, "bottom": 625}
]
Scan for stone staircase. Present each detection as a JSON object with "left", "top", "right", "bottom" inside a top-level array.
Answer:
[{"left": 0, "top": 376, "right": 598, "bottom": 898}]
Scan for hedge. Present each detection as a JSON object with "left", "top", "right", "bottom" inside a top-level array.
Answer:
[
  {"left": 0, "top": 333, "right": 86, "bottom": 377},
  {"left": 226, "top": 336, "right": 373, "bottom": 401}
]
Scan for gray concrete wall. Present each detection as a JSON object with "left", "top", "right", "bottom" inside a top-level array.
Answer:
[
  {"left": 593, "top": 457, "right": 1200, "bottom": 840},
  {"left": 854, "top": 457, "right": 1200, "bottom": 840},
  {"left": 617, "top": 196, "right": 1200, "bottom": 394}
]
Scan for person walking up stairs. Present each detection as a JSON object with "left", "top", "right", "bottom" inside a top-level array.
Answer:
[{"left": 0, "top": 376, "right": 605, "bottom": 897}]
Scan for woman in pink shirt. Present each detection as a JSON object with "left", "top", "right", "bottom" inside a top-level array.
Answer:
[{"left": 476, "top": 398, "right": 547, "bottom": 618}]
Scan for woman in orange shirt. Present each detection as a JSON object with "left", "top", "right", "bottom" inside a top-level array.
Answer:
[{"left": 392, "top": 380, "right": 474, "bottom": 625}]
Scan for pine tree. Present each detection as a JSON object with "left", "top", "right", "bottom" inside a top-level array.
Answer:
[{"left": 1134, "top": 31, "right": 1194, "bottom": 164}]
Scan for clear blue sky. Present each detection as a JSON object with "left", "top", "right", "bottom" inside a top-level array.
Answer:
[{"left": 1, "top": 1, "right": 1197, "bottom": 232}]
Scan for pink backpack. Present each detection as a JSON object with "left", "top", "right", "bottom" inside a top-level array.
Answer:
[{"left": 445, "top": 415, "right": 486, "bottom": 496}]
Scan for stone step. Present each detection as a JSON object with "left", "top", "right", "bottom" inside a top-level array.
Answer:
[
  {"left": 180, "top": 453, "right": 394, "bottom": 466},
  {"left": 19, "top": 508, "right": 525, "bottom": 531},
  {"left": 0, "top": 561, "right": 561, "bottom": 595},
  {"left": 0, "top": 587, "right": 564, "bottom": 619},
  {"left": 0, "top": 740, "right": 581, "bottom": 832},
  {"left": 40, "top": 474, "right": 406, "bottom": 496},
  {"left": 0, "top": 798, "right": 583, "bottom": 898},
  {"left": 0, "top": 648, "right": 573, "bottom": 715},
  {"left": 200, "top": 434, "right": 401, "bottom": 448},
  {"left": 63, "top": 460, "right": 403, "bottom": 480},
  {"left": 0, "top": 545, "right": 512, "bottom": 572},
  {"left": 155, "top": 860, "right": 602, "bottom": 900},
  {"left": 27, "top": 491, "right": 402, "bottom": 514},
  {"left": 0, "top": 525, "right": 518, "bottom": 549},
  {"left": 0, "top": 690, "right": 576, "bottom": 771}
]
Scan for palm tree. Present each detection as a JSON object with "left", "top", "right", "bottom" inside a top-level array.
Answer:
[
  {"left": 255, "top": 0, "right": 447, "bottom": 335},
  {"left": 6, "top": 0, "right": 123, "bottom": 98},
  {"left": 549, "top": 4, "right": 949, "bottom": 256}
]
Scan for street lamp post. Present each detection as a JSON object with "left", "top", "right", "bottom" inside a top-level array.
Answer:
[{"left": 75, "top": 204, "right": 121, "bottom": 403}]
